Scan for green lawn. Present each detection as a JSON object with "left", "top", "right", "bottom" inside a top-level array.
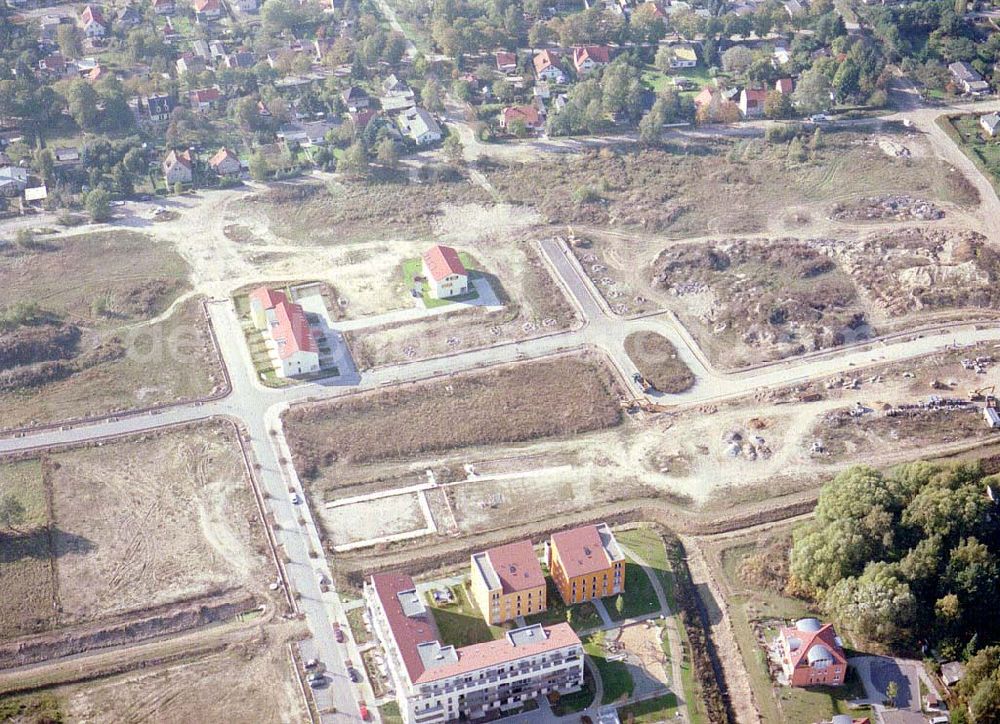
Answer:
[
  {"left": 618, "top": 693, "right": 679, "bottom": 722},
  {"left": 400, "top": 253, "right": 480, "bottom": 309},
  {"left": 524, "top": 575, "right": 603, "bottom": 632},
  {"left": 939, "top": 114, "right": 1000, "bottom": 195},
  {"left": 607, "top": 561, "right": 660, "bottom": 621},
  {"left": 586, "top": 632, "right": 634, "bottom": 705},
  {"left": 379, "top": 701, "right": 403, "bottom": 724},
  {"left": 426, "top": 584, "right": 505, "bottom": 648},
  {"left": 346, "top": 607, "right": 369, "bottom": 645},
  {"left": 641, "top": 63, "right": 714, "bottom": 93},
  {"left": 551, "top": 672, "right": 596, "bottom": 716}
]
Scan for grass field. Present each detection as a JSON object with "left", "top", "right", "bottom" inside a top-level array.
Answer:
[
  {"left": 284, "top": 354, "right": 624, "bottom": 486},
  {"left": 0, "top": 297, "right": 222, "bottom": 430},
  {"left": 624, "top": 332, "right": 695, "bottom": 394},
  {"left": 0, "top": 422, "right": 270, "bottom": 642},
  {"left": 346, "top": 606, "right": 369, "bottom": 644},
  {"left": 607, "top": 562, "right": 661, "bottom": 621},
  {"left": 426, "top": 583, "right": 505, "bottom": 648},
  {"left": 618, "top": 693, "right": 679, "bottom": 722},
  {"left": 524, "top": 576, "right": 603, "bottom": 632},
  {"left": 586, "top": 632, "right": 635, "bottom": 704}
]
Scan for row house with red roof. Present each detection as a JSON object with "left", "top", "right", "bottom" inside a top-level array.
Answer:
[
  {"left": 365, "top": 572, "right": 584, "bottom": 724},
  {"left": 248, "top": 287, "right": 320, "bottom": 377}
]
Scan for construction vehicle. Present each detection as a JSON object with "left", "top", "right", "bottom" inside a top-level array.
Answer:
[
  {"left": 620, "top": 398, "right": 672, "bottom": 414},
  {"left": 969, "top": 385, "right": 996, "bottom": 402},
  {"left": 632, "top": 372, "right": 657, "bottom": 394}
]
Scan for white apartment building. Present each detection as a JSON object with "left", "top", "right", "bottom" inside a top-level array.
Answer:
[{"left": 366, "top": 572, "right": 585, "bottom": 724}]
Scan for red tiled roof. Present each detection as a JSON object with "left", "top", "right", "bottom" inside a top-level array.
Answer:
[
  {"left": 165, "top": 148, "right": 193, "bottom": 169},
  {"left": 495, "top": 51, "right": 516, "bottom": 69},
  {"left": 81, "top": 5, "right": 105, "bottom": 24},
  {"left": 249, "top": 286, "right": 287, "bottom": 310},
  {"left": 743, "top": 88, "right": 767, "bottom": 103},
  {"left": 551, "top": 525, "right": 613, "bottom": 578},
  {"left": 272, "top": 300, "right": 317, "bottom": 360},
  {"left": 350, "top": 108, "right": 376, "bottom": 129},
  {"left": 194, "top": 0, "right": 220, "bottom": 11},
  {"left": 533, "top": 50, "right": 560, "bottom": 76},
  {"left": 190, "top": 87, "right": 222, "bottom": 103},
  {"left": 416, "top": 623, "right": 579, "bottom": 683},
  {"left": 573, "top": 45, "right": 611, "bottom": 69},
  {"left": 209, "top": 146, "right": 239, "bottom": 168},
  {"left": 370, "top": 572, "right": 441, "bottom": 684},
  {"left": 502, "top": 105, "right": 541, "bottom": 127},
  {"left": 775, "top": 78, "right": 794, "bottom": 94},
  {"left": 422, "top": 245, "right": 466, "bottom": 282},
  {"left": 780, "top": 622, "right": 847, "bottom": 670},
  {"left": 486, "top": 541, "right": 545, "bottom": 594}
]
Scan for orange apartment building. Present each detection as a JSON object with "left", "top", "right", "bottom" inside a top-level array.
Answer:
[
  {"left": 547, "top": 523, "right": 625, "bottom": 605},
  {"left": 470, "top": 540, "right": 547, "bottom": 625}
]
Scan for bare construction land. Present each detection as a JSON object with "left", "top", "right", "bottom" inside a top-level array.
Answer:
[
  {"left": 0, "top": 422, "right": 272, "bottom": 655},
  {"left": 284, "top": 353, "right": 625, "bottom": 487},
  {"left": 0, "top": 231, "right": 222, "bottom": 429}
]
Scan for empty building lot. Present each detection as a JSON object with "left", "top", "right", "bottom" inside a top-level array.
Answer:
[
  {"left": 0, "top": 422, "right": 272, "bottom": 656},
  {"left": 284, "top": 353, "right": 625, "bottom": 489}
]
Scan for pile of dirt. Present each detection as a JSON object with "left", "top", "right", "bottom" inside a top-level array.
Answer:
[
  {"left": 830, "top": 195, "right": 944, "bottom": 222},
  {"left": 651, "top": 238, "right": 865, "bottom": 359}
]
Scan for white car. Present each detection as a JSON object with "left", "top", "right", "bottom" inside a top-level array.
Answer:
[{"left": 807, "top": 113, "right": 830, "bottom": 123}]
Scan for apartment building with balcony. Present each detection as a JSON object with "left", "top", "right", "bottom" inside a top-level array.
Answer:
[
  {"left": 470, "top": 540, "right": 547, "bottom": 625},
  {"left": 548, "top": 522, "right": 625, "bottom": 605},
  {"left": 365, "top": 572, "right": 584, "bottom": 724}
]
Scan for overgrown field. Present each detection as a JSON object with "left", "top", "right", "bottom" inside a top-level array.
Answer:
[
  {"left": 0, "top": 422, "right": 270, "bottom": 642},
  {"left": 623, "top": 332, "right": 695, "bottom": 394},
  {"left": 0, "top": 297, "right": 222, "bottom": 430},
  {"left": 484, "top": 132, "right": 978, "bottom": 235},
  {"left": 249, "top": 174, "right": 493, "bottom": 244},
  {"left": 284, "top": 354, "right": 624, "bottom": 483},
  {"left": 0, "top": 231, "right": 217, "bottom": 428}
]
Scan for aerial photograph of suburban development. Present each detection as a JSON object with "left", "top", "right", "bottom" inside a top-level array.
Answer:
[{"left": 2, "top": 0, "right": 1000, "bottom": 719}]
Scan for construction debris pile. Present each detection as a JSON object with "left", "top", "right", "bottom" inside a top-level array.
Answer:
[
  {"left": 883, "top": 396, "right": 977, "bottom": 417},
  {"left": 830, "top": 195, "right": 944, "bottom": 222},
  {"left": 722, "top": 429, "right": 772, "bottom": 461}
]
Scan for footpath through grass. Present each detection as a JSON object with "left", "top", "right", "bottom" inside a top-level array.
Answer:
[{"left": 586, "top": 632, "right": 634, "bottom": 705}]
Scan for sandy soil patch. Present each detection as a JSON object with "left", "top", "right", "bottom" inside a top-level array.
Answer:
[{"left": 322, "top": 492, "right": 428, "bottom": 546}]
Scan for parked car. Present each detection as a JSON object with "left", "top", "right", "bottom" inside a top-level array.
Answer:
[
  {"left": 807, "top": 113, "right": 830, "bottom": 123},
  {"left": 290, "top": 492, "right": 301, "bottom": 504},
  {"left": 304, "top": 658, "right": 319, "bottom": 669},
  {"left": 359, "top": 703, "right": 370, "bottom": 721},
  {"left": 316, "top": 571, "right": 328, "bottom": 585},
  {"left": 333, "top": 623, "right": 345, "bottom": 643},
  {"left": 348, "top": 666, "right": 361, "bottom": 683}
]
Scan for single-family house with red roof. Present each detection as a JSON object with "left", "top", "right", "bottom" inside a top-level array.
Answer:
[
  {"left": 162, "top": 148, "right": 193, "bottom": 184},
  {"left": 778, "top": 619, "right": 848, "bottom": 687},
  {"left": 739, "top": 87, "right": 767, "bottom": 118},
  {"left": 208, "top": 146, "right": 241, "bottom": 176},
  {"left": 500, "top": 104, "right": 543, "bottom": 132},
  {"left": 188, "top": 86, "right": 223, "bottom": 112},
  {"left": 495, "top": 50, "right": 517, "bottom": 74},
  {"left": 572, "top": 45, "right": 611, "bottom": 75},
  {"left": 193, "top": 0, "right": 221, "bottom": 20},
  {"left": 533, "top": 50, "right": 567, "bottom": 84},
  {"left": 79, "top": 5, "right": 106, "bottom": 38},
  {"left": 421, "top": 245, "right": 468, "bottom": 299},
  {"left": 775, "top": 78, "right": 794, "bottom": 94}
]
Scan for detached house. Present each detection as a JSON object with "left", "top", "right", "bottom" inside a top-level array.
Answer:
[
  {"left": 398, "top": 107, "right": 441, "bottom": 145},
  {"left": 739, "top": 88, "right": 767, "bottom": 118},
  {"left": 666, "top": 44, "right": 697, "bottom": 69},
  {"left": 533, "top": 50, "right": 568, "bottom": 84},
  {"left": 981, "top": 112, "right": 1000, "bottom": 137},
  {"left": 138, "top": 93, "right": 174, "bottom": 123},
  {"left": 152, "top": 0, "right": 175, "bottom": 15},
  {"left": 421, "top": 245, "right": 468, "bottom": 299},
  {"left": 0, "top": 166, "right": 28, "bottom": 197},
  {"left": 79, "top": 5, "right": 106, "bottom": 38},
  {"left": 208, "top": 146, "right": 241, "bottom": 176},
  {"left": 176, "top": 53, "right": 207, "bottom": 75},
  {"left": 778, "top": 619, "right": 847, "bottom": 688},
  {"left": 775, "top": 77, "right": 794, "bottom": 95},
  {"left": 949, "top": 61, "right": 990, "bottom": 96},
  {"left": 500, "top": 104, "right": 543, "bottom": 132},
  {"left": 162, "top": 149, "right": 193, "bottom": 184},
  {"left": 193, "top": 0, "right": 222, "bottom": 20},
  {"left": 572, "top": 45, "right": 611, "bottom": 75},
  {"left": 495, "top": 50, "right": 517, "bottom": 74},
  {"left": 341, "top": 86, "right": 370, "bottom": 112},
  {"left": 188, "top": 86, "right": 223, "bottom": 112},
  {"left": 248, "top": 286, "right": 320, "bottom": 377}
]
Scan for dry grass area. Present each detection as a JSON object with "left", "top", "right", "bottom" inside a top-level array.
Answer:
[
  {"left": 0, "top": 297, "right": 223, "bottom": 430},
  {"left": 0, "top": 231, "right": 189, "bottom": 325},
  {"left": 249, "top": 175, "right": 493, "bottom": 244},
  {"left": 0, "top": 422, "right": 271, "bottom": 641},
  {"left": 484, "top": 132, "right": 978, "bottom": 236},
  {"left": 624, "top": 332, "right": 695, "bottom": 394},
  {"left": 348, "top": 245, "right": 577, "bottom": 368},
  {"left": 284, "top": 354, "right": 625, "bottom": 486},
  {"left": 59, "top": 632, "right": 307, "bottom": 724}
]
